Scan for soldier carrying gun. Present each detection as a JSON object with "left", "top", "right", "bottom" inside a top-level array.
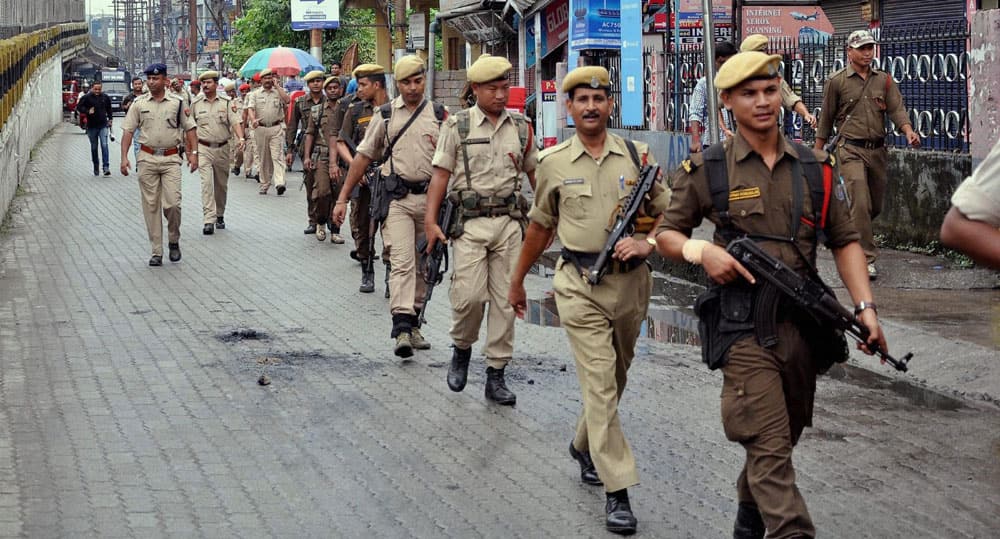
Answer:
[{"left": 653, "top": 52, "right": 889, "bottom": 539}]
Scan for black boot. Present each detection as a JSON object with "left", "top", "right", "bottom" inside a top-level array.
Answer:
[
  {"left": 359, "top": 261, "right": 375, "bottom": 293},
  {"left": 606, "top": 489, "right": 637, "bottom": 535},
  {"left": 447, "top": 346, "right": 471, "bottom": 392},
  {"left": 733, "top": 502, "right": 765, "bottom": 539},
  {"left": 168, "top": 243, "right": 181, "bottom": 262},
  {"left": 216, "top": 216, "right": 225, "bottom": 229},
  {"left": 484, "top": 366, "right": 516, "bottom": 405},
  {"left": 569, "top": 442, "right": 602, "bottom": 485}
]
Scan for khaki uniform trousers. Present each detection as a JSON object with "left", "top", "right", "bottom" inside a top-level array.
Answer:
[
  {"left": 721, "top": 322, "right": 818, "bottom": 539},
  {"left": 254, "top": 123, "right": 285, "bottom": 191},
  {"left": 554, "top": 258, "right": 650, "bottom": 493},
  {"left": 448, "top": 215, "right": 521, "bottom": 368},
  {"left": 310, "top": 152, "right": 337, "bottom": 229},
  {"left": 383, "top": 193, "right": 427, "bottom": 316},
  {"left": 836, "top": 143, "right": 887, "bottom": 264},
  {"left": 303, "top": 165, "right": 318, "bottom": 225},
  {"left": 243, "top": 126, "right": 256, "bottom": 173},
  {"left": 198, "top": 144, "right": 230, "bottom": 223},
  {"left": 137, "top": 154, "right": 183, "bottom": 256},
  {"left": 350, "top": 185, "right": 373, "bottom": 259}
]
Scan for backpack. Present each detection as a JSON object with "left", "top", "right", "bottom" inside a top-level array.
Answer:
[{"left": 702, "top": 140, "right": 835, "bottom": 246}]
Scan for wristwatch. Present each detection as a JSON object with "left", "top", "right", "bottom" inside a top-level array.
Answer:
[
  {"left": 854, "top": 301, "right": 878, "bottom": 315},
  {"left": 190, "top": 151, "right": 199, "bottom": 155},
  {"left": 645, "top": 236, "right": 657, "bottom": 247}
]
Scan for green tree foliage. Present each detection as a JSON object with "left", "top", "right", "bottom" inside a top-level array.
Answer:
[{"left": 223, "top": 0, "right": 377, "bottom": 73}]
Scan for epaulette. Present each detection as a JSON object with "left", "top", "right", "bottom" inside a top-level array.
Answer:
[
  {"left": 829, "top": 66, "right": 848, "bottom": 79},
  {"left": 219, "top": 93, "right": 231, "bottom": 101},
  {"left": 680, "top": 157, "right": 699, "bottom": 174},
  {"left": 537, "top": 138, "right": 572, "bottom": 163}
]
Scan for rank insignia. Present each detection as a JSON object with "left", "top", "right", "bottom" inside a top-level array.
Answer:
[
  {"left": 681, "top": 159, "right": 694, "bottom": 173},
  {"left": 729, "top": 187, "right": 761, "bottom": 201}
]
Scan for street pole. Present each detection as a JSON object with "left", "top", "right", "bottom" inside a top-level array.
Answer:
[
  {"left": 701, "top": 0, "right": 720, "bottom": 145},
  {"left": 189, "top": 0, "right": 198, "bottom": 76},
  {"left": 672, "top": 0, "right": 681, "bottom": 132},
  {"left": 310, "top": 28, "right": 323, "bottom": 66}
]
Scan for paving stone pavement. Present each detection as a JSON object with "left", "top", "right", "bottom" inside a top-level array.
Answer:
[{"left": 0, "top": 122, "right": 998, "bottom": 538}]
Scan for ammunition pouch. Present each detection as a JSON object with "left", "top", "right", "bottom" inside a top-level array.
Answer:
[
  {"left": 383, "top": 173, "right": 430, "bottom": 201},
  {"left": 795, "top": 311, "right": 850, "bottom": 374},
  {"left": 693, "top": 283, "right": 757, "bottom": 370},
  {"left": 561, "top": 248, "right": 644, "bottom": 277}
]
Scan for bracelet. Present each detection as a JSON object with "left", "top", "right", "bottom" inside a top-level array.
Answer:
[
  {"left": 335, "top": 201, "right": 347, "bottom": 206},
  {"left": 854, "top": 301, "right": 878, "bottom": 315},
  {"left": 681, "top": 239, "right": 710, "bottom": 264}
]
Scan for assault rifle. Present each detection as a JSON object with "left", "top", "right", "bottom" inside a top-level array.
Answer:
[
  {"left": 726, "top": 237, "right": 913, "bottom": 372},
  {"left": 585, "top": 163, "right": 661, "bottom": 285},
  {"left": 416, "top": 198, "right": 454, "bottom": 326}
]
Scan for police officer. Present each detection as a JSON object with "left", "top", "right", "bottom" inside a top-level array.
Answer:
[
  {"left": 191, "top": 70, "right": 246, "bottom": 234},
  {"left": 119, "top": 63, "right": 198, "bottom": 266},
  {"left": 287, "top": 70, "right": 327, "bottom": 236},
  {"left": 246, "top": 68, "right": 290, "bottom": 195},
  {"left": 509, "top": 66, "right": 668, "bottom": 535},
  {"left": 302, "top": 76, "right": 346, "bottom": 244},
  {"left": 655, "top": 51, "right": 888, "bottom": 539},
  {"left": 425, "top": 54, "right": 537, "bottom": 405},
  {"left": 815, "top": 30, "right": 920, "bottom": 280},
  {"left": 224, "top": 81, "right": 244, "bottom": 175},
  {"left": 329, "top": 76, "right": 361, "bottom": 254},
  {"left": 739, "top": 34, "right": 817, "bottom": 129},
  {"left": 336, "top": 64, "right": 389, "bottom": 292},
  {"left": 239, "top": 82, "right": 258, "bottom": 180},
  {"left": 334, "top": 56, "right": 445, "bottom": 357}
]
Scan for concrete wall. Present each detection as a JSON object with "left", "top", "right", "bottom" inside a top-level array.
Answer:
[
  {"left": 0, "top": 52, "right": 63, "bottom": 220},
  {"left": 879, "top": 149, "right": 972, "bottom": 247},
  {"left": 969, "top": 9, "right": 1000, "bottom": 162}
]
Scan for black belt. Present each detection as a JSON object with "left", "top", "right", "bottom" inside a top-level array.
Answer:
[
  {"left": 198, "top": 139, "right": 228, "bottom": 148},
  {"left": 561, "top": 248, "right": 644, "bottom": 276},
  {"left": 404, "top": 180, "right": 430, "bottom": 195},
  {"left": 260, "top": 119, "right": 283, "bottom": 128},
  {"left": 843, "top": 138, "right": 884, "bottom": 149}
]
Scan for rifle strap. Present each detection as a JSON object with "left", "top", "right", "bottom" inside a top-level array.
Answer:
[{"left": 380, "top": 99, "right": 429, "bottom": 175}]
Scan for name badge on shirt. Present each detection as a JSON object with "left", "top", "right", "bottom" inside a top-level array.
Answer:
[
  {"left": 563, "top": 178, "right": 584, "bottom": 185},
  {"left": 729, "top": 187, "right": 761, "bottom": 202}
]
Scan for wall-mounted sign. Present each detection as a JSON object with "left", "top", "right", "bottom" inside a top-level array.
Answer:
[
  {"left": 570, "top": 0, "right": 621, "bottom": 50},
  {"left": 527, "top": 0, "right": 570, "bottom": 67},
  {"left": 291, "top": 0, "right": 340, "bottom": 31},
  {"left": 741, "top": 6, "right": 834, "bottom": 43}
]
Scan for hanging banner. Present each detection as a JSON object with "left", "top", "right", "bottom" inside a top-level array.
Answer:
[
  {"left": 291, "top": 0, "right": 340, "bottom": 30},
  {"left": 741, "top": 6, "right": 834, "bottom": 43},
  {"left": 620, "top": 0, "right": 643, "bottom": 126},
  {"left": 570, "top": 0, "right": 622, "bottom": 50}
]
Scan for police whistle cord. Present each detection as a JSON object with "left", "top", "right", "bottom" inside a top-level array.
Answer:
[
  {"left": 726, "top": 237, "right": 913, "bottom": 372},
  {"left": 585, "top": 163, "right": 661, "bottom": 285},
  {"left": 416, "top": 198, "right": 454, "bottom": 327}
]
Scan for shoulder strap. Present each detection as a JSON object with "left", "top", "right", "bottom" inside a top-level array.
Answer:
[
  {"left": 622, "top": 138, "right": 642, "bottom": 172},
  {"left": 383, "top": 99, "right": 429, "bottom": 168},
  {"left": 455, "top": 110, "right": 474, "bottom": 191},
  {"left": 792, "top": 144, "right": 830, "bottom": 244},
  {"left": 702, "top": 142, "right": 735, "bottom": 236}
]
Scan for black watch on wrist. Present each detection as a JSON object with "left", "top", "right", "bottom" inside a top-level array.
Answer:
[{"left": 854, "top": 301, "right": 878, "bottom": 315}]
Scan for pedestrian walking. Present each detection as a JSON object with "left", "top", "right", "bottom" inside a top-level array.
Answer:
[
  {"left": 245, "top": 68, "right": 290, "bottom": 195},
  {"left": 815, "top": 30, "right": 921, "bottom": 280},
  {"left": 287, "top": 70, "right": 327, "bottom": 235},
  {"left": 239, "top": 82, "right": 258, "bottom": 180},
  {"left": 509, "top": 66, "right": 669, "bottom": 535},
  {"left": 688, "top": 41, "right": 738, "bottom": 153},
  {"left": 190, "top": 70, "right": 246, "bottom": 235},
  {"left": 119, "top": 63, "right": 198, "bottom": 267},
  {"left": 336, "top": 64, "right": 389, "bottom": 292},
  {"left": 655, "top": 51, "right": 888, "bottom": 539},
  {"left": 302, "top": 76, "right": 347, "bottom": 245},
  {"left": 334, "top": 55, "right": 446, "bottom": 357},
  {"left": 425, "top": 54, "right": 537, "bottom": 405},
  {"left": 77, "top": 81, "right": 114, "bottom": 176}
]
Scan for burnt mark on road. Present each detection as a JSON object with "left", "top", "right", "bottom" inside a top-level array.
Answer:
[{"left": 217, "top": 328, "right": 270, "bottom": 343}]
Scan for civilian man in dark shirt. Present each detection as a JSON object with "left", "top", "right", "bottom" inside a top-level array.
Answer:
[{"left": 78, "top": 81, "right": 115, "bottom": 176}]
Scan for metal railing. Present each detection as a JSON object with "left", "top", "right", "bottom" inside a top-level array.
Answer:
[{"left": 0, "top": 0, "right": 86, "bottom": 39}]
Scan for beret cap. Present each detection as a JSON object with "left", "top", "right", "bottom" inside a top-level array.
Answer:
[
  {"left": 303, "top": 70, "right": 326, "bottom": 82},
  {"left": 259, "top": 68, "right": 273, "bottom": 77},
  {"left": 198, "top": 70, "right": 219, "bottom": 81},
  {"left": 352, "top": 63, "right": 386, "bottom": 78},
  {"left": 740, "top": 34, "right": 769, "bottom": 52},
  {"left": 323, "top": 76, "right": 339, "bottom": 88},
  {"left": 223, "top": 81, "right": 236, "bottom": 91},
  {"left": 143, "top": 63, "right": 168, "bottom": 76},
  {"left": 467, "top": 54, "right": 512, "bottom": 83},
  {"left": 394, "top": 55, "right": 426, "bottom": 81},
  {"left": 561, "top": 65, "right": 611, "bottom": 93},
  {"left": 847, "top": 30, "right": 877, "bottom": 48},
  {"left": 714, "top": 51, "right": 782, "bottom": 90}
]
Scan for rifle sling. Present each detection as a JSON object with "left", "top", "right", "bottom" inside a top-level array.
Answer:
[{"left": 382, "top": 99, "right": 428, "bottom": 175}]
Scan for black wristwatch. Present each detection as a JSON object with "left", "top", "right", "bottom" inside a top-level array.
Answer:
[{"left": 854, "top": 301, "right": 878, "bottom": 315}]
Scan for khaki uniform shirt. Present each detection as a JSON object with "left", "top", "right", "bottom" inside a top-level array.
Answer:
[
  {"left": 780, "top": 79, "right": 801, "bottom": 112},
  {"left": 339, "top": 99, "right": 375, "bottom": 148},
  {"left": 658, "top": 132, "right": 859, "bottom": 272},
  {"left": 287, "top": 93, "right": 324, "bottom": 147},
  {"left": 190, "top": 93, "right": 240, "bottom": 144},
  {"left": 951, "top": 137, "right": 1000, "bottom": 227},
  {"left": 432, "top": 106, "right": 539, "bottom": 198},
  {"left": 170, "top": 88, "right": 191, "bottom": 108},
  {"left": 530, "top": 134, "right": 669, "bottom": 253},
  {"left": 246, "top": 87, "right": 286, "bottom": 126},
  {"left": 331, "top": 94, "right": 358, "bottom": 142},
  {"left": 357, "top": 96, "right": 445, "bottom": 181},
  {"left": 121, "top": 92, "right": 196, "bottom": 149},
  {"left": 816, "top": 65, "right": 910, "bottom": 142}
]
